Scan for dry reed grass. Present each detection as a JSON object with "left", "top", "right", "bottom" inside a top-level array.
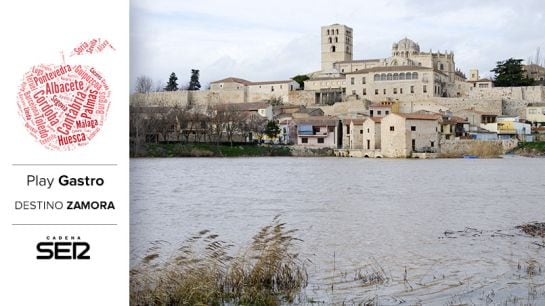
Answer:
[{"left": 130, "top": 216, "right": 307, "bottom": 306}]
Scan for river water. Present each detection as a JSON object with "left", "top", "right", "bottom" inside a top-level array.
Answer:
[{"left": 130, "top": 156, "right": 545, "bottom": 305}]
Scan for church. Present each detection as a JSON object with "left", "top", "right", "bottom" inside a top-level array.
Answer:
[{"left": 304, "top": 24, "right": 471, "bottom": 104}]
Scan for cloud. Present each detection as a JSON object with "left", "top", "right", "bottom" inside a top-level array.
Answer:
[{"left": 131, "top": 0, "right": 545, "bottom": 91}]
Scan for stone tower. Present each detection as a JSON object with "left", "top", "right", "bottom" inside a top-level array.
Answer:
[
  {"left": 469, "top": 69, "right": 479, "bottom": 81},
  {"left": 321, "top": 24, "right": 353, "bottom": 72}
]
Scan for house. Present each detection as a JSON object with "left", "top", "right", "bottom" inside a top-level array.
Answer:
[
  {"left": 480, "top": 116, "right": 532, "bottom": 140},
  {"left": 526, "top": 103, "right": 545, "bottom": 126},
  {"left": 215, "top": 101, "right": 273, "bottom": 120},
  {"left": 294, "top": 116, "right": 340, "bottom": 148},
  {"left": 369, "top": 100, "right": 400, "bottom": 118},
  {"left": 381, "top": 113, "right": 440, "bottom": 158},
  {"left": 455, "top": 108, "right": 498, "bottom": 129},
  {"left": 210, "top": 77, "right": 300, "bottom": 103},
  {"left": 341, "top": 119, "right": 365, "bottom": 149},
  {"left": 362, "top": 117, "right": 382, "bottom": 151},
  {"left": 439, "top": 113, "right": 470, "bottom": 140}
]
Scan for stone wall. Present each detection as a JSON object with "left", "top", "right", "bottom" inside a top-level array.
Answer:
[
  {"left": 468, "top": 85, "right": 544, "bottom": 101},
  {"left": 440, "top": 139, "right": 518, "bottom": 156},
  {"left": 288, "top": 90, "right": 317, "bottom": 106}
]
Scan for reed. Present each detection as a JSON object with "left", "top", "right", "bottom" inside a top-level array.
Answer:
[{"left": 130, "top": 217, "right": 307, "bottom": 306}]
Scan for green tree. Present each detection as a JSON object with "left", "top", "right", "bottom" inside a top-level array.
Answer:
[
  {"left": 188, "top": 69, "right": 201, "bottom": 91},
  {"left": 292, "top": 74, "right": 310, "bottom": 89},
  {"left": 264, "top": 120, "right": 280, "bottom": 141},
  {"left": 164, "top": 72, "right": 179, "bottom": 91},
  {"left": 491, "top": 58, "right": 534, "bottom": 87}
]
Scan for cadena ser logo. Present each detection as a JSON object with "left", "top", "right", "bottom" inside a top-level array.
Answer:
[{"left": 36, "top": 235, "right": 90, "bottom": 260}]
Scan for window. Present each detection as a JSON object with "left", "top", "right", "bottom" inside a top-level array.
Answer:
[
  {"left": 336, "top": 29, "right": 339, "bottom": 34},
  {"left": 430, "top": 141, "right": 435, "bottom": 147},
  {"left": 374, "top": 74, "right": 380, "bottom": 81},
  {"left": 412, "top": 139, "right": 416, "bottom": 151},
  {"left": 302, "top": 137, "right": 308, "bottom": 143},
  {"left": 367, "top": 139, "right": 370, "bottom": 149},
  {"left": 367, "top": 128, "right": 370, "bottom": 133},
  {"left": 327, "top": 29, "right": 330, "bottom": 35},
  {"left": 383, "top": 89, "right": 386, "bottom": 95},
  {"left": 362, "top": 77, "right": 366, "bottom": 84},
  {"left": 400, "top": 88, "right": 403, "bottom": 94},
  {"left": 352, "top": 90, "right": 356, "bottom": 95},
  {"left": 423, "top": 85, "right": 427, "bottom": 93},
  {"left": 328, "top": 126, "right": 334, "bottom": 132},
  {"left": 346, "top": 125, "right": 350, "bottom": 134},
  {"left": 381, "top": 73, "right": 386, "bottom": 81},
  {"left": 375, "top": 89, "right": 379, "bottom": 95},
  {"left": 317, "top": 138, "right": 324, "bottom": 144},
  {"left": 393, "top": 88, "right": 397, "bottom": 94},
  {"left": 390, "top": 126, "right": 395, "bottom": 131},
  {"left": 271, "top": 86, "right": 274, "bottom": 92},
  {"left": 412, "top": 72, "right": 418, "bottom": 79},
  {"left": 387, "top": 73, "right": 393, "bottom": 80},
  {"left": 439, "top": 63, "right": 444, "bottom": 70},
  {"left": 393, "top": 73, "right": 399, "bottom": 80},
  {"left": 360, "top": 130, "right": 363, "bottom": 134},
  {"left": 377, "top": 110, "right": 382, "bottom": 115},
  {"left": 335, "top": 37, "right": 338, "bottom": 43},
  {"left": 328, "top": 37, "right": 332, "bottom": 43},
  {"left": 410, "top": 86, "right": 414, "bottom": 93},
  {"left": 411, "top": 126, "right": 416, "bottom": 131},
  {"left": 385, "top": 110, "right": 389, "bottom": 115},
  {"left": 351, "top": 77, "right": 355, "bottom": 85},
  {"left": 331, "top": 46, "right": 336, "bottom": 52},
  {"left": 362, "top": 88, "right": 367, "bottom": 95},
  {"left": 400, "top": 73, "right": 405, "bottom": 80},
  {"left": 341, "top": 69, "right": 344, "bottom": 72}
]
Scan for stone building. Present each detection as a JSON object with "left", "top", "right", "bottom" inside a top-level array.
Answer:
[
  {"left": 306, "top": 24, "right": 462, "bottom": 103},
  {"left": 294, "top": 116, "right": 340, "bottom": 148},
  {"left": 380, "top": 113, "right": 440, "bottom": 158},
  {"left": 362, "top": 117, "right": 382, "bottom": 151},
  {"left": 210, "top": 77, "right": 300, "bottom": 103}
]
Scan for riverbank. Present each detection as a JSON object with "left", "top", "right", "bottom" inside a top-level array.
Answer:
[
  {"left": 512, "top": 141, "right": 545, "bottom": 157},
  {"left": 132, "top": 143, "right": 335, "bottom": 158}
]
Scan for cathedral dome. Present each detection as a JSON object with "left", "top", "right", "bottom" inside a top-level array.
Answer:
[{"left": 394, "top": 38, "right": 420, "bottom": 53}]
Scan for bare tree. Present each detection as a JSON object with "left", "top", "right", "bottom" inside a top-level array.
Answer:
[{"left": 135, "top": 75, "right": 153, "bottom": 94}]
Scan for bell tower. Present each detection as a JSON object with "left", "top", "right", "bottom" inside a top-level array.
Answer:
[{"left": 321, "top": 24, "right": 353, "bottom": 72}]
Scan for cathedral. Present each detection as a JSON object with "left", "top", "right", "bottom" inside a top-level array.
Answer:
[{"left": 305, "top": 24, "right": 471, "bottom": 104}]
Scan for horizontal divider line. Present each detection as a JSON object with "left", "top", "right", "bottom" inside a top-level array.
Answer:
[
  {"left": 12, "top": 164, "right": 118, "bottom": 166},
  {"left": 12, "top": 224, "right": 118, "bottom": 226}
]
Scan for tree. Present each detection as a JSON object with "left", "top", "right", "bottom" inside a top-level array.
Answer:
[
  {"left": 264, "top": 120, "right": 280, "bottom": 142},
  {"left": 135, "top": 75, "right": 153, "bottom": 93},
  {"left": 491, "top": 58, "right": 534, "bottom": 87},
  {"left": 188, "top": 69, "right": 201, "bottom": 91},
  {"left": 292, "top": 74, "right": 310, "bottom": 89},
  {"left": 164, "top": 72, "right": 179, "bottom": 91}
]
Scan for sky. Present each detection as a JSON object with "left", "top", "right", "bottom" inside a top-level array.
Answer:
[{"left": 130, "top": 0, "right": 545, "bottom": 92}]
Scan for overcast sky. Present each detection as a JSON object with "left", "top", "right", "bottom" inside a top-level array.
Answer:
[{"left": 131, "top": 0, "right": 545, "bottom": 92}]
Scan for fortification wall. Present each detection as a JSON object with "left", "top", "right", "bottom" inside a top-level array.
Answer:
[{"left": 468, "top": 85, "right": 544, "bottom": 102}]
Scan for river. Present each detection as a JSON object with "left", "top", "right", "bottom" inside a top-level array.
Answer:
[{"left": 130, "top": 156, "right": 545, "bottom": 305}]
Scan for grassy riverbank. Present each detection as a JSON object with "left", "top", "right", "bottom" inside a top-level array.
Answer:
[
  {"left": 513, "top": 141, "right": 545, "bottom": 157},
  {"left": 133, "top": 143, "right": 292, "bottom": 157},
  {"left": 132, "top": 143, "right": 336, "bottom": 158},
  {"left": 130, "top": 218, "right": 308, "bottom": 306}
]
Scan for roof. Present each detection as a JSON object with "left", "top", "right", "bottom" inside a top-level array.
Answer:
[
  {"left": 211, "top": 77, "right": 293, "bottom": 86},
  {"left": 369, "top": 103, "right": 393, "bottom": 109},
  {"left": 335, "top": 59, "right": 381, "bottom": 64},
  {"left": 467, "top": 78, "right": 492, "bottom": 83},
  {"left": 369, "top": 117, "right": 383, "bottom": 123},
  {"left": 215, "top": 102, "right": 270, "bottom": 112},
  {"left": 528, "top": 103, "right": 545, "bottom": 107},
  {"left": 211, "top": 77, "right": 252, "bottom": 85},
  {"left": 349, "top": 119, "right": 365, "bottom": 125},
  {"left": 345, "top": 65, "right": 433, "bottom": 74},
  {"left": 396, "top": 113, "right": 441, "bottom": 120},
  {"left": 249, "top": 80, "right": 294, "bottom": 86},
  {"left": 294, "top": 116, "right": 339, "bottom": 126},
  {"left": 307, "top": 76, "right": 345, "bottom": 81}
]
